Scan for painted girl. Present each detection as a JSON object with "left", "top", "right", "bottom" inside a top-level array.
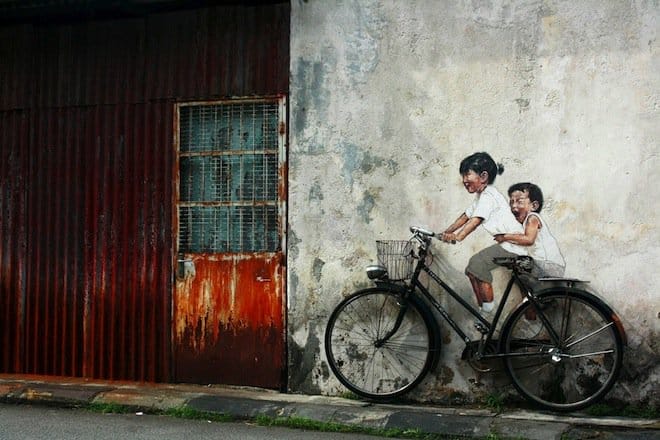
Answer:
[{"left": 440, "top": 152, "right": 526, "bottom": 313}]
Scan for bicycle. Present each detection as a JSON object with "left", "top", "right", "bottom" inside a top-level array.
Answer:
[{"left": 324, "top": 226, "right": 626, "bottom": 412}]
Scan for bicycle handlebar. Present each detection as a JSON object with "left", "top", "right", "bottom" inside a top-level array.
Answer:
[
  {"left": 409, "top": 226, "right": 435, "bottom": 237},
  {"left": 410, "top": 225, "right": 456, "bottom": 244}
]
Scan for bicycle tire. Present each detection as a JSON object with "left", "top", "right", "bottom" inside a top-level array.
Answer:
[
  {"left": 500, "top": 289, "right": 624, "bottom": 411},
  {"left": 324, "top": 286, "right": 438, "bottom": 400}
]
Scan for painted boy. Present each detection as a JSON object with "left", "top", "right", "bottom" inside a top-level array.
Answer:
[{"left": 494, "top": 182, "right": 565, "bottom": 277}]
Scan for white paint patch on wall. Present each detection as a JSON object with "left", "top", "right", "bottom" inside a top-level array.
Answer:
[{"left": 289, "top": 0, "right": 659, "bottom": 405}]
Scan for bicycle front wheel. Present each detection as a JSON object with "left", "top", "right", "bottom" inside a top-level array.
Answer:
[
  {"left": 500, "top": 289, "right": 624, "bottom": 411},
  {"left": 324, "top": 287, "right": 437, "bottom": 400}
]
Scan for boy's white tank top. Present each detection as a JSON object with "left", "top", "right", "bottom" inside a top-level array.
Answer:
[{"left": 523, "top": 212, "right": 565, "bottom": 268}]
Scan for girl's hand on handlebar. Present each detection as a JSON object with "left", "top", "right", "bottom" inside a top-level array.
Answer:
[{"left": 440, "top": 232, "right": 458, "bottom": 243}]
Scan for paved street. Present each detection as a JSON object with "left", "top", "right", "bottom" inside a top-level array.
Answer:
[{"left": 0, "top": 403, "right": 389, "bottom": 440}]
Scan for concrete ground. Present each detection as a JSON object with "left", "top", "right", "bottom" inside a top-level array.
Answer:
[{"left": 0, "top": 375, "right": 658, "bottom": 439}]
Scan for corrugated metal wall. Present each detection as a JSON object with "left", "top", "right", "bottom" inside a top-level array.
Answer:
[
  {"left": 0, "top": 109, "right": 27, "bottom": 374},
  {"left": 0, "top": 3, "right": 290, "bottom": 382}
]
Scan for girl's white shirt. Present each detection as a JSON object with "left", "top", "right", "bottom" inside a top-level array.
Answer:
[{"left": 465, "top": 185, "right": 526, "bottom": 255}]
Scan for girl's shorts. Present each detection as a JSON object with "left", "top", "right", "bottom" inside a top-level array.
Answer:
[{"left": 465, "top": 244, "right": 520, "bottom": 282}]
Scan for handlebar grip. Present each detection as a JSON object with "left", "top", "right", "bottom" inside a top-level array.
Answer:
[{"left": 410, "top": 226, "right": 435, "bottom": 237}]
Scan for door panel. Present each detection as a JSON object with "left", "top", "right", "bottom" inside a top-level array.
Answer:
[
  {"left": 173, "top": 98, "right": 286, "bottom": 388},
  {"left": 173, "top": 253, "right": 284, "bottom": 385}
]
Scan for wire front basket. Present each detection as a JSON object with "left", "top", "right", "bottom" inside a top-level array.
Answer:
[{"left": 376, "top": 240, "right": 415, "bottom": 281}]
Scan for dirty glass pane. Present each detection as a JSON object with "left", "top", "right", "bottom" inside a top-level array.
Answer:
[
  {"left": 180, "top": 103, "right": 279, "bottom": 153},
  {"left": 179, "top": 154, "right": 278, "bottom": 203},
  {"left": 178, "top": 100, "right": 281, "bottom": 253},
  {"left": 178, "top": 206, "right": 279, "bottom": 253}
]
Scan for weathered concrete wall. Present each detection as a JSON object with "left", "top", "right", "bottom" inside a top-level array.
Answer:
[{"left": 288, "top": 0, "right": 659, "bottom": 406}]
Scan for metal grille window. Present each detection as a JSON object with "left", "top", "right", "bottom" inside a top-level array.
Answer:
[{"left": 177, "top": 101, "right": 282, "bottom": 253}]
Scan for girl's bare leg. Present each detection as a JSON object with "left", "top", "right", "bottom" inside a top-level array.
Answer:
[
  {"left": 478, "top": 280, "right": 494, "bottom": 303},
  {"left": 467, "top": 273, "right": 483, "bottom": 306},
  {"left": 467, "top": 273, "right": 494, "bottom": 309}
]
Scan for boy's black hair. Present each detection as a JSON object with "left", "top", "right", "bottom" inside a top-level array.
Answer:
[
  {"left": 459, "top": 152, "right": 504, "bottom": 184},
  {"left": 508, "top": 182, "right": 544, "bottom": 213}
]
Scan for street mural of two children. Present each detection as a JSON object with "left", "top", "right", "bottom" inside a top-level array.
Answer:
[{"left": 440, "top": 152, "right": 566, "bottom": 314}]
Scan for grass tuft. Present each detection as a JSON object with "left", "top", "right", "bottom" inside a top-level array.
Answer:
[
  {"left": 164, "top": 406, "right": 233, "bottom": 422},
  {"left": 484, "top": 393, "right": 506, "bottom": 414},
  {"left": 85, "top": 403, "right": 233, "bottom": 423}
]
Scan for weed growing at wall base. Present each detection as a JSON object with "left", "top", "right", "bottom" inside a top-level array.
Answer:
[{"left": 484, "top": 393, "right": 507, "bottom": 414}]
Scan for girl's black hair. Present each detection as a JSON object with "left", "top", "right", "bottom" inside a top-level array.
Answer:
[
  {"left": 508, "top": 182, "right": 544, "bottom": 213},
  {"left": 459, "top": 152, "right": 503, "bottom": 184}
]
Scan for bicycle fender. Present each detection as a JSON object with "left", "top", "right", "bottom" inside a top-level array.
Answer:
[
  {"left": 373, "top": 280, "right": 408, "bottom": 292},
  {"left": 522, "top": 287, "right": 628, "bottom": 346}
]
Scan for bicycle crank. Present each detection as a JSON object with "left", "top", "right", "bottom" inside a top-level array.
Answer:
[{"left": 462, "top": 341, "right": 499, "bottom": 373}]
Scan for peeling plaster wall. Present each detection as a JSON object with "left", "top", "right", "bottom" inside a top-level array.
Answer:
[{"left": 288, "top": 0, "right": 659, "bottom": 406}]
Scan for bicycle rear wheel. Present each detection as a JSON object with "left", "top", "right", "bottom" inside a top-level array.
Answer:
[
  {"left": 500, "top": 289, "right": 624, "bottom": 411},
  {"left": 324, "top": 287, "right": 437, "bottom": 400}
]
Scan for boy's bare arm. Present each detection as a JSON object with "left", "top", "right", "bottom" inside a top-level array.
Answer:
[{"left": 494, "top": 215, "right": 541, "bottom": 246}]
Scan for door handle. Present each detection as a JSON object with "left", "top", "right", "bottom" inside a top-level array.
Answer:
[{"left": 256, "top": 276, "right": 271, "bottom": 282}]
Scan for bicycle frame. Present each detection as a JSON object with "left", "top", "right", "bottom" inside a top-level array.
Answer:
[
  {"left": 411, "top": 266, "right": 514, "bottom": 345},
  {"left": 402, "top": 239, "right": 558, "bottom": 359}
]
